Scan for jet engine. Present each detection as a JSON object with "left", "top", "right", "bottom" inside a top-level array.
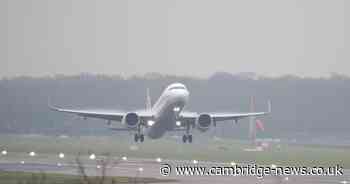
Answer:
[
  {"left": 122, "top": 112, "right": 139, "bottom": 128},
  {"left": 196, "top": 114, "right": 212, "bottom": 132}
]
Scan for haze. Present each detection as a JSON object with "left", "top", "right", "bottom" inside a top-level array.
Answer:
[{"left": 0, "top": 0, "right": 349, "bottom": 78}]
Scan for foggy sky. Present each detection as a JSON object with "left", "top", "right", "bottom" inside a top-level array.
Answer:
[{"left": 0, "top": 0, "right": 349, "bottom": 78}]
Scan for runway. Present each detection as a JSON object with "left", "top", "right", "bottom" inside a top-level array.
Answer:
[{"left": 0, "top": 157, "right": 349, "bottom": 184}]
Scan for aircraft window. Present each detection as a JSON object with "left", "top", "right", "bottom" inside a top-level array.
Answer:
[{"left": 169, "top": 86, "right": 185, "bottom": 90}]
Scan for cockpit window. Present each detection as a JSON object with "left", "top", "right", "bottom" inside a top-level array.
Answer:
[{"left": 169, "top": 86, "right": 185, "bottom": 90}]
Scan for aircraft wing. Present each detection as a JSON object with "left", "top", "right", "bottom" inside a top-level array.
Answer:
[
  {"left": 208, "top": 111, "right": 269, "bottom": 122},
  {"left": 49, "top": 104, "right": 153, "bottom": 122},
  {"left": 180, "top": 100, "right": 271, "bottom": 122}
]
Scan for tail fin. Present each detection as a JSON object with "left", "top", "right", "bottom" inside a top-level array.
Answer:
[
  {"left": 256, "top": 119, "right": 265, "bottom": 131},
  {"left": 249, "top": 96, "right": 257, "bottom": 144},
  {"left": 146, "top": 88, "right": 152, "bottom": 110}
]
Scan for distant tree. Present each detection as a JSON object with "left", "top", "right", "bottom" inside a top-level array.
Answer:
[{"left": 0, "top": 73, "right": 349, "bottom": 141}]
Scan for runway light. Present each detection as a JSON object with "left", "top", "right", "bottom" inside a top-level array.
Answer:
[
  {"left": 97, "top": 165, "right": 101, "bottom": 169},
  {"left": 1, "top": 150, "right": 7, "bottom": 155},
  {"left": 176, "top": 121, "right": 181, "bottom": 126},
  {"left": 340, "top": 181, "right": 348, "bottom": 184},
  {"left": 29, "top": 151, "right": 36, "bottom": 157},
  {"left": 138, "top": 167, "right": 144, "bottom": 172},
  {"left": 230, "top": 161, "right": 236, "bottom": 166},
  {"left": 122, "top": 156, "right": 127, "bottom": 161},
  {"left": 156, "top": 157, "right": 162, "bottom": 162},
  {"left": 271, "top": 164, "right": 277, "bottom": 169},
  {"left": 89, "top": 154, "right": 96, "bottom": 160},
  {"left": 59, "top": 153, "right": 65, "bottom": 159},
  {"left": 192, "top": 160, "right": 198, "bottom": 164},
  {"left": 147, "top": 120, "right": 155, "bottom": 126},
  {"left": 284, "top": 177, "right": 289, "bottom": 181},
  {"left": 57, "top": 163, "right": 62, "bottom": 167},
  {"left": 20, "top": 161, "right": 25, "bottom": 164}
]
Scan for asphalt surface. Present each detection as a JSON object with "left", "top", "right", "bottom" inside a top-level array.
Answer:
[{"left": 0, "top": 158, "right": 349, "bottom": 184}]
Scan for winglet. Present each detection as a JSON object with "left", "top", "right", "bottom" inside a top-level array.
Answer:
[
  {"left": 48, "top": 97, "right": 60, "bottom": 111},
  {"left": 48, "top": 97, "right": 52, "bottom": 108}
]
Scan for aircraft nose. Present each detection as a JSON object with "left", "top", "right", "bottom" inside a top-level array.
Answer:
[{"left": 178, "top": 89, "right": 189, "bottom": 101}]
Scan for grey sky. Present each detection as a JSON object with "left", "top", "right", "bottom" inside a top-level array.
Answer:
[{"left": 0, "top": 0, "right": 349, "bottom": 78}]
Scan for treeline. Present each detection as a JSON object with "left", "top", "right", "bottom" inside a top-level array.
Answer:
[{"left": 0, "top": 72, "right": 350, "bottom": 141}]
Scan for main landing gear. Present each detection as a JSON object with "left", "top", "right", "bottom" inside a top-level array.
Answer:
[
  {"left": 134, "top": 133, "right": 144, "bottom": 143},
  {"left": 182, "top": 134, "right": 192, "bottom": 143},
  {"left": 134, "top": 124, "right": 144, "bottom": 143}
]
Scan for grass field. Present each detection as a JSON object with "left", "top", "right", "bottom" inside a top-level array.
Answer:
[
  {"left": 0, "top": 134, "right": 349, "bottom": 169},
  {"left": 0, "top": 171, "right": 176, "bottom": 184}
]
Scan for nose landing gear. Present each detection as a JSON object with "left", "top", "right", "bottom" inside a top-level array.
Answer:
[{"left": 182, "top": 121, "right": 193, "bottom": 143}]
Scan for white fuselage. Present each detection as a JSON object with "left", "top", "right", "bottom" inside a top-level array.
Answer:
[{"left": 147, "top": 83, "right": 189, "bottom": 139}]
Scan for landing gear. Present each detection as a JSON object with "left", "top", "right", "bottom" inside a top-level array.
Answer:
[
  {"left": 134, "top": 133, "right": 145, "bottom": 143},
  {"left": 134, "top": 123, "right": 145, "bottom": 143},
  {"left": 188, "top": 134, "right": 192, "bottom": 143},
  {"left": 182, "top": 134, "right": 193, "bottom": 143},
  {"left": 182, "top": 121, "right": 193, "bottom": 143}
]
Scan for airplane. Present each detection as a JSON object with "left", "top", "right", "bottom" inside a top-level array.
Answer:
[{"left": 49, "top": 83, "right": 271, "bottom": 143}]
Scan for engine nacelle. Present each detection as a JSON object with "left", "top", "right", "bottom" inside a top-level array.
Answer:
[
  {"left": 122, "top": 112, "right": 139, "bottom": 128},
  {"left": 196, "top": 114, "right": 212, "bottom": 132}
]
